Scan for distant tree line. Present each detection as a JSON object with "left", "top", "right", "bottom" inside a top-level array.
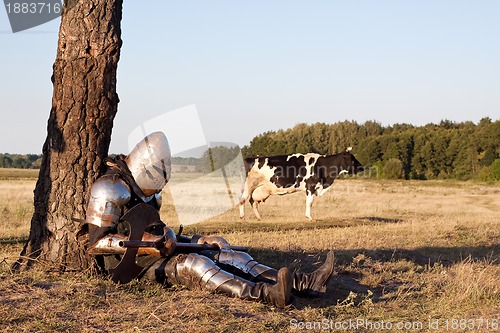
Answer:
[
  {"left": 241, "top": 118, "right": 500, "bottom": 181},
  {"left": 197, "top": 146, "right": 242, "bottom": 176},
  {"left": 171, "top": 157, "right": 202, "bottom": 167},
  {"left": 0, "top": 153, "right": 42, "bottom": 169},
  {"left": 0, "top": 151, "right": 241, "bottom": 175},
  {"left": 3, "top": 118, "right": 499, "bottom": 181},
  {"left": 171, "top": 147, "right": 242, "bottom": 175}
]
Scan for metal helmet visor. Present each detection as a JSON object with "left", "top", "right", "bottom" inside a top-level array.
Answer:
[{"left": 125, "top": 131, "right": 172, "bottom": 196}]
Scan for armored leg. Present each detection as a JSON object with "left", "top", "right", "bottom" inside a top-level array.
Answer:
[
  {"left": 218, "top": 250, "right": 335, "bottom": 297},
  {"left": 151, "top": 253, "right": 293, "bottom": 308},
  {"left": 217, "top": 250, "right": 278, "bottom": 283}
]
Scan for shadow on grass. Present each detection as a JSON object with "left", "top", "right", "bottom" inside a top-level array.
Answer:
[
  {"left": 354, "top": 216, "right": 403, "bottom": 223},
  {"left": 0, "top": 238, "right": 27, "bottom": 245},
  {"left": 247, "top": 244, "right": 499, "bottom": 309},
  {"left": 183, "top": 215, "right": 403, "bottom": 235}
]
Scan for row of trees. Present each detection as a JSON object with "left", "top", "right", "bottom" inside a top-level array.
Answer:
[
  {"left": 3, "top": 119, "right": 499, "bottom": 180},
  {"left": 1, "top": 148, "right": 242, "bottom": 176},
  {"left": 0, "top": 153, "right": 42, "bottom": 169},
  {"left": 241, "top": 118, "right": 500, "bottom": 181},
  {"left": 172, "top": 147, "right": 242, "bottom": 176}
]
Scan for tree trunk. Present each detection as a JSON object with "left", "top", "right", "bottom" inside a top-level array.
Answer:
[{"left": 14, "top": 0, "right": 123, "bottom": 271}]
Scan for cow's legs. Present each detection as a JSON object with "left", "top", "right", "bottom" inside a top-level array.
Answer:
[
  {"left": 239, "top": 180, "right": 261, "bottom": 219},
  {"left": 305, "top": 192, "right": 314, "bottom": 221},
  {"left": 239, "top": 185, "right": 250, "bottom": 219},
  {"left": 250, "top": 198, "right": 262, "bottom": 221},
  {"left": 239, "top": 204, "right": 245, "bottom": 219}
]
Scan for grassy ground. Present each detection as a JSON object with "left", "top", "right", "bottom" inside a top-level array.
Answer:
[
  {"left": 0, "top": 168, "right": 39, "bottom": 180},
  {"left": 0, "top": 174, "right": 499, "bottom": 332}
]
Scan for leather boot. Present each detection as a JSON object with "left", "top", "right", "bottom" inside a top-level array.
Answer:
[
  {"left": 250, "top": 251, "right": 335, "bottom": 297},
  {"left": 215, "top": 267, "right": 293, "bottom": 308},
  {"left": 293, "top": 251, "right": 335, "bottom": 297}
]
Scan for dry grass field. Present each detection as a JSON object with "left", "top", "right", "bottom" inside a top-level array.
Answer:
[{"left": 0, "top": 168, "right": 499, "bottom": 332}]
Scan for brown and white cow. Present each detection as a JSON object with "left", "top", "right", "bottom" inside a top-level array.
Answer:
[{"left": 239, "top": 148, "right": 364, "bottom": 220}]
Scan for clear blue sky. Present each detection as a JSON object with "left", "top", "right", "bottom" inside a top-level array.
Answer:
[{"left": 1, "top": 1, "right": 499, "bottom": 154}]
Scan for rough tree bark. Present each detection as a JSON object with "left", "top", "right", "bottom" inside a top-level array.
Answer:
[{"left": 14, "top": 0, "right": 123, "bottom": 271}]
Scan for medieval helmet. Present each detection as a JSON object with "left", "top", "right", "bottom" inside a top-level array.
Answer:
[{"left": 125, "top": 131, "right": 172, "bottom": 197}]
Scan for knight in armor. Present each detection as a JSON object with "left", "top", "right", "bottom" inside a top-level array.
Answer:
[{"left": 84, "top": 131, "right": 335, "bottom": 308}]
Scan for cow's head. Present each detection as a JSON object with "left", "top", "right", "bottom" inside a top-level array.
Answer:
[{"left": 339, "top": 147, "right": 365, "bottom": 175}]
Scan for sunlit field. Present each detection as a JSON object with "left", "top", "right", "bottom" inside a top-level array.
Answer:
[{"left": 1, "top": 169, "right": 499, "bottom": 332}]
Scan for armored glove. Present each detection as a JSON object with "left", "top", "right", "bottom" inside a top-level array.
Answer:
[{"left": 196, "top": 236, "right": 231, "bottom": 251}]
